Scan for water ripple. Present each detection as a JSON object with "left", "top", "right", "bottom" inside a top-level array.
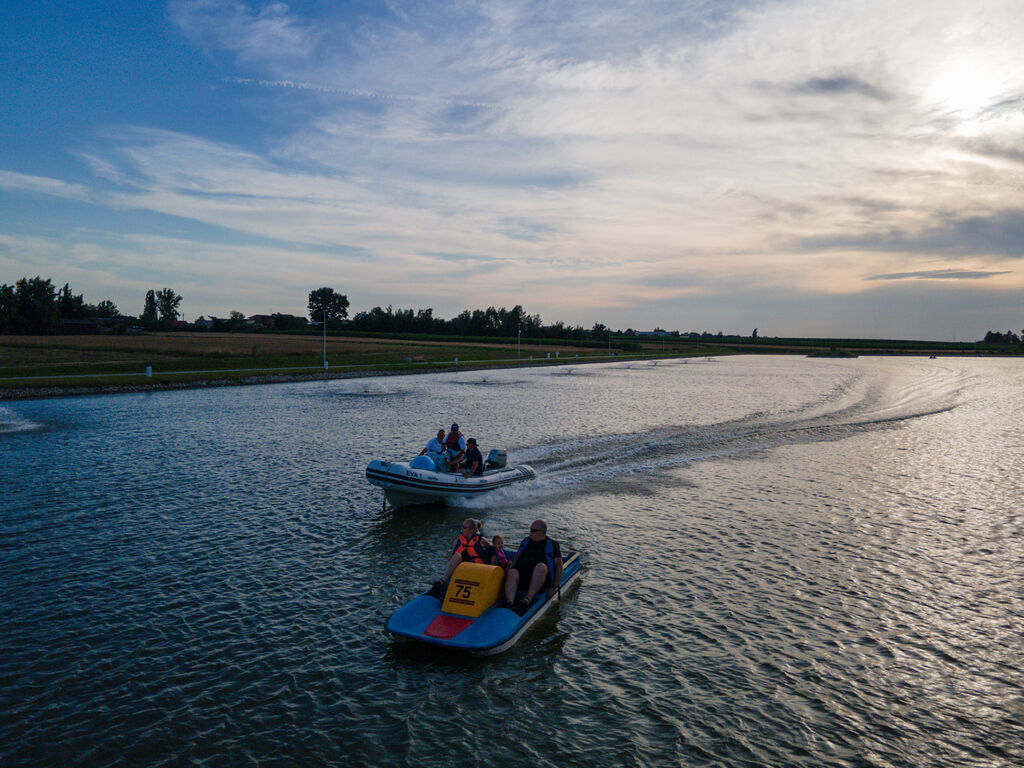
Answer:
[{"left": 2, "top": 358, "right": 1022, "bottom": 767}]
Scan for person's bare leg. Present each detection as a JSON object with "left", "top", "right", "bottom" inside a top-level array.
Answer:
[
  {"left": 504, "top": 569, "right": 521, "bottom": 604},
  {"left": 523, "top": 563, "right": 548, "bottom": 603},
  {"left": 441, "top": 552, "right": 462, "bottom": 583}
]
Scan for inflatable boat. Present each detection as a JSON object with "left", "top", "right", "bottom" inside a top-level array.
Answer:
[
  {"left": 385, "top": 550, "right": 582, "bottom": 654},
  {"left": 366, "top": 449, "right": 535, "bottom": 508}
]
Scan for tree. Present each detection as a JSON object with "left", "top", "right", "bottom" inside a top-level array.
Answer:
[
  {"left": 0, "top": 283, "right": 16, "bottom": 333},
  {"left": 57, "top": 283, "right": 89, "bottom": 319},
  {"left": 95, "top": 300, "right": 119, "bottom": 318},
  {"left": 308, "top": 287, "right": 350, "bottom": 324},
  {"left": 15, "top": 277, "right": 59, "bottom": 334},
  {"left": 752, "top": 328, "right": 758, "bottom": 338},
  {"left": 142, "top": 290, "right": 158, "bottom": 324},
  {"left": 155, "top": 288, "right": 182, "bottom": 324},
  {"left": 272, "top": 313, "right": 308, "bottom": 330}
]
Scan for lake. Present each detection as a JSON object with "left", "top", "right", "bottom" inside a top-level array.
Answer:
[{"left": 1, "top": 355, "right": 1021, "bottom": 767}]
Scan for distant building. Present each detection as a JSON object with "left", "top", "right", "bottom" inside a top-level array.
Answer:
[
  {"left": 247, "top": 313, "right": 308, "bottom": 330},
  {"left": 247, "top": 314, "right": 275, "bottom": 329}
]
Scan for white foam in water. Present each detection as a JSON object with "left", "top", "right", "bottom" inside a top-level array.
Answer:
[
  {"left": 453, "top": 361, "right": 967, "bottom": 510},
  {"left": 0, "top": 406, "right": 42, "bottom": 435}
]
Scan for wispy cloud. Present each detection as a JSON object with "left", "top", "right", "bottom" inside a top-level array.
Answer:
[
  {"left": 867, "top": 268, "right": 1011, "bottom": 280},
  {"left": 0, "top": 171, "right": 93, "bottom": 201},
  {"left": 788, "top": 74, "right": 891, "bottom": 101},
  {"left": 223, "top": 76, "right": 494, "bottom": 109},
  {"left": 798, "top": 210, "right": 1024, "bottom": 258},
  {"left": 168, "top": 0, "right": 321, "bottom": 66}
]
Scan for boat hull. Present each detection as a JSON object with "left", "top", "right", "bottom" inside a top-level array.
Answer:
[
  {"left": 366, "top": 459, "right": 536, "bottom": 507},
  {"left": 386, "top": 551, "right": 582, "bottom": 654}
]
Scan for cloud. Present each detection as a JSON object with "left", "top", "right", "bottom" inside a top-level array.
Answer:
[
  {"left": 168, "top": 0, "right": 320, "bottom": 66},
  {"left": 867, "top": 269, "right": 1011, "bottom": 281},
  {"left": 223, "top": 76, "right": 494, "bottom": 109},
  {"left": 0, "top": 171, "right": 92, "bottom": 201},
  {"left": 798, "top": 210, "right": 1024, "bottom": 258},
  {"left": 789, "top": 74, "right": 891, "bottom": 100}
]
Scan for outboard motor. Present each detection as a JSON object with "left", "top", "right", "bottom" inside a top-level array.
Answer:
[{"left": 485, "top": 449, "right": 507, "bottom": 469}]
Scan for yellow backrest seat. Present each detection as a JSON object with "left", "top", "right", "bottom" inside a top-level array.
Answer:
[{"left": 442, "top": 562, "right": 505, "bottom": 617}]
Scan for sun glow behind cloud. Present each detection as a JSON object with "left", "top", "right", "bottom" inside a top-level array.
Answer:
[{"left": 3, "top": 0, "right": 1024, "bottom": 336}]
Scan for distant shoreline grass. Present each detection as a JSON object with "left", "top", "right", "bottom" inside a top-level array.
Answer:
[
  {"left": 1, "top": 330, "right": 1017, "bottom": 400},
  {"left": 0, "top": 332, "right": 690, "bottom": 400}
]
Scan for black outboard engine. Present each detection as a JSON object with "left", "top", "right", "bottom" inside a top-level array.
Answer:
[{"left": 485, "top": 449, "right": 507, "bottom": 469}]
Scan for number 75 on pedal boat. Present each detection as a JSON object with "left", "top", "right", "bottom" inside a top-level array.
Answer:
[{"left": 385, "top": 551, "right": 582, "bottom": 654}]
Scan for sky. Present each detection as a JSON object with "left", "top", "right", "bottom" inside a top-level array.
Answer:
[{"left": 2, "top": 0, "right": 1024, "bottom": 340}]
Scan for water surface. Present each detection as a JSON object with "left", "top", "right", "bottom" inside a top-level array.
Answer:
[{"left": 2, "top": 356, "right": 1021, "bottom": 767}]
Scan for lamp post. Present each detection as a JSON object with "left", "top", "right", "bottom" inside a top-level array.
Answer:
[
  {"left": 608, "top": 329, "right": 612, "bottom": 356},
  {"left": 517, "top": 322, "right": 521, "bottom": 359},
  {"left": 323, "top": 308, "right": 328, "bottom": 370}
]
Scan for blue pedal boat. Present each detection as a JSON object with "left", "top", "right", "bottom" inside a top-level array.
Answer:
[{"left": 386, "top": 551, "right": 582, "bottom": 654}]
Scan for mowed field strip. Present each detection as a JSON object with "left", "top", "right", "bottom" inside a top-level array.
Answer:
[{"left": 0, "top": 332, "right": 625, "bottom": 394}]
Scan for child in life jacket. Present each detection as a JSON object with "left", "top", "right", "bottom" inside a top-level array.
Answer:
[{"left": 490, "top": 535, "right": 511, "bottom": 571}]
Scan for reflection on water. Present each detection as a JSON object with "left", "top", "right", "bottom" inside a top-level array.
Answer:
[{"left": 2, "top": 356, "right": 1022, "bottom": 767}]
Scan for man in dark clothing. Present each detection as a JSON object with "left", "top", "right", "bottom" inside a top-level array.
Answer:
[
  {"left": 461, "top": 437, "right": 484, "bottom": 477},
  {"left": 504, "top": 519, "right": 563, "bottom": 615}
]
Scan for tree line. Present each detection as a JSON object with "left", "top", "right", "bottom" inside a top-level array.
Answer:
[
  {"left": 307, "top": 287, "right": 615, "bottom": 341},
  {"left": 6, "top": 276, "right": 1024, "bottom": 346},
  {"left": 982, "top": 329, "right": 1024, "bottom": 346},
  {"left": 0, "top": 276, "right": 183, "bottom": 334}
]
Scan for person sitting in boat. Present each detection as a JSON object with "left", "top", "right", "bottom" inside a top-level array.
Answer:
[
  {"left": 428, "top": 518, "right": 492, "bottom": 598},
  {"left": 418, "top": 428, "right": 448, "bottom": 471},
  {"left": 503, "top": 519, "right": 563, "bottom": 616},
  {"left": 444, "top": 423, "right": 467, "bottom": 472},
  {"left": 489, "top": 535, "right": 511, "bottom": 572},
  {"left": 461, "top": 437, "right": 484, "bottom": 477}
]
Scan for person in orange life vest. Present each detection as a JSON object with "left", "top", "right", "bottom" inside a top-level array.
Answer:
[
  {"left": 427, "top": 518, "right": 491, "bottom": 598},
  {"left": 503, "top": 519, "right": 562, "bottom": 616},
  {"left": 444, "top": 423, "right": 467, "bottom": 472},
  {"left": 489, "top": 535, "right": 511, "bottom": 571},
  {"left": 461, "top": 437, "right": 484, "bottom": 477}
]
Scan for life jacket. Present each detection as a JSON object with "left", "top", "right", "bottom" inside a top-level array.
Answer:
[
  {"left": 445, "top": 431, "right": 463, "bottom": 451},
  {"left": 514, "top": 536, "right": 555, "bottom": 583},
  {"left": 453, "top": 531, "right": 485, "bottom": 563}
]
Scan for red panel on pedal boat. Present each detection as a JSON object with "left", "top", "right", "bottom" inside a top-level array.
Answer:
[{"left": 423, "top": 614, "right": 473, "bottom": 639}]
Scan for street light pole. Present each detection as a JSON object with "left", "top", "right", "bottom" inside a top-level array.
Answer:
[
  {"left": 518, "top": 322, "right": 521, "bottom": 359},
  {"left": 323, "top": 308, "right": 328, "bottom": 370}
]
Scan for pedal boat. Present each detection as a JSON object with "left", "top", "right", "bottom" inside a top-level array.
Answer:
[
  {"left": 385, "top": 551, "right": 582, "bottom": 654},
  {"left": 366, "top": 454, "right": 535, "bottom": 508}
]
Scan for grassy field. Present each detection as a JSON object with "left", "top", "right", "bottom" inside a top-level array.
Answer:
[
  {"left": 4, "top": 330, "right": 995, "bottom": 398},
  {"left": 0, "top": 332, "right": 644, "bottom": 395}
]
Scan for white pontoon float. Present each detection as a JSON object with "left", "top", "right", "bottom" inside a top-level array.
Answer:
[{"left": 366, "top": 449, "right": 535, "bottom": 508}]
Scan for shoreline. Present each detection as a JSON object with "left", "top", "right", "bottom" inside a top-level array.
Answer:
[
  {"left": 5, "top": 345, "right": 1011, "bottom": 402},
  {"left": 0, "top": 356, "right": 633, "bottom": 401}
]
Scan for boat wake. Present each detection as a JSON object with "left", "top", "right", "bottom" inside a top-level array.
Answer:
[
  {"left": 0, "top": 406, "right": 43, "bottom": 436},
  {"left": 455, "top": 363, "right": 964, "bottom": 509}
]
